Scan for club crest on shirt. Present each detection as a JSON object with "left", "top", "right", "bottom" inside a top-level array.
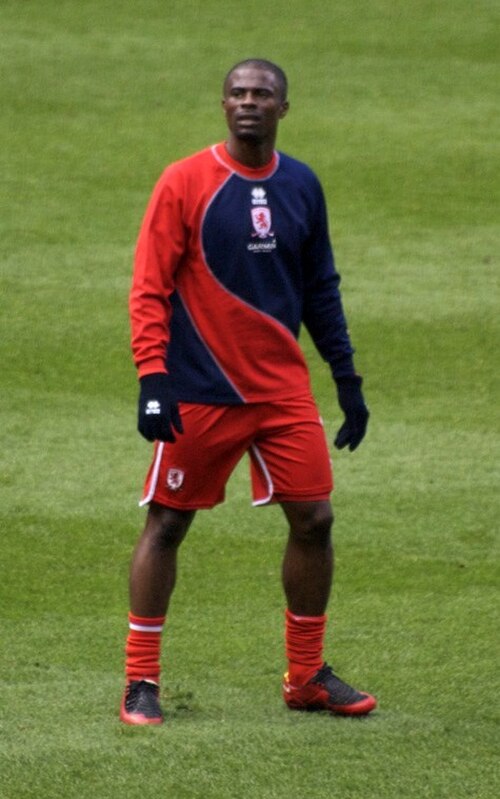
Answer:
[
  {"left": 251, "top": 206, "right": 273, "bottom": 238},
  {"left": 166, "top": 468, "right": 184, "bottom": 491},
  {"left": 248, "top": 186, "right": 276, "bottom": 251}
]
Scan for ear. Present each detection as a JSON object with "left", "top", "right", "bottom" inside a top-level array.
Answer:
[{"left": 279, "top": 101, "right": 290, "bottom": 119}]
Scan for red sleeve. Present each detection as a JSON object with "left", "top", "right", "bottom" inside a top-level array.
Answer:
[{"left": 129, "top": 167, "right": 186, "bottom": 377}]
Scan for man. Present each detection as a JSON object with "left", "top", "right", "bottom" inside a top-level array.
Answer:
[{"left": 120, "top": 58, "right": 376, "bottom": 724}]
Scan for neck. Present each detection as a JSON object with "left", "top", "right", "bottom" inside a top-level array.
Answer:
[{"left": 225, "top": 136, "right": 276, "bottom": 169}]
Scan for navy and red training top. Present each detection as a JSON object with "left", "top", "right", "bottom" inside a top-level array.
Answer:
[{"left": 130, "top": 142, "right": 356, "bottom": 404}]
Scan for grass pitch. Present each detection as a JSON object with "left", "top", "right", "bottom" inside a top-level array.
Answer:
[{"left": 1, "top": 1, "right": 498, "bottom": 797}]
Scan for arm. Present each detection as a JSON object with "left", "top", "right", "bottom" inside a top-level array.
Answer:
[
  {"left": 301, "top": 179, "right": 354, "bottom": 377},
  {"left": 129, "top": 169, "right": 186, "bottom": 441},
  {"left": 302, "top": 182, "right": 369, "bottom": 451},
  {"left": 130, "top": 170, "right": 186, "bottom": 376}
]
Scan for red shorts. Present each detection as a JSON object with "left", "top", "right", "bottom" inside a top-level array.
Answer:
[{"left": 140, "top": 395, "right": 333, "bottom": 510}]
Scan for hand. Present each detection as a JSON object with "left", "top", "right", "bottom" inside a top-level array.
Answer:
[
  {"left": 137, "top": 372, "right": 184, "bottom": 442},
  {"left": 334, "top": 376, "right": 369, "bottom": 452}
]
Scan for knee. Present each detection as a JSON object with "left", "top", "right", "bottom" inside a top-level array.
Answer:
[
  {"left": 144, "top": 503, "right": 194, "bottom": 549},
  {"left": 288, "top": 503, "right": 334, "bottom": 548}
]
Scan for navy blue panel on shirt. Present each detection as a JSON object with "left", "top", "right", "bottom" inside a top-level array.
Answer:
[
  {"left": 201, "top": 155, "right": 330, "bottom": 337},
  {"left": 167, "top": 291, "right": 243, "bottom": 404}
]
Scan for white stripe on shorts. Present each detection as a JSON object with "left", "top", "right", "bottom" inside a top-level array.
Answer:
[
  {"left": 139, "top": 441, "right": 165, "bottom": 507},
  {"left": 250, "top": 444, "right": 274, "bottom": 506}
]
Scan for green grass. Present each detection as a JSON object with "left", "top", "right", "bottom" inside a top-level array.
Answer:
[{"left": 1, "top": 1, "right": 499, "bottom": 797}]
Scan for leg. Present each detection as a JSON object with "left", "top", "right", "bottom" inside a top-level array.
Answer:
[
  {"left": 281, "top": 499, "right": 334, "bottom": 616},
  {"left": 129, "top": 501, "right": 196, "bottom": 617},
  {"left": 280, "top": 500, "right": 377, "bottom": 716},
  {"left": 121, "top": 502, "right": 195, "bottom": 725}
]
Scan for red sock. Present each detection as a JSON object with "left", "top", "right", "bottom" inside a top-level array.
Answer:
[
  {"left": 125, "top": 613, "right": 165, "bottom": 685},
  {"left": 285, "top": 609, "right": 327, "bottom": 686}
]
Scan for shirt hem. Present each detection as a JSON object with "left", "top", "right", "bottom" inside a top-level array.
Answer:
[{"left": 175, "top": 386, "right": 316, "bottom": 405}]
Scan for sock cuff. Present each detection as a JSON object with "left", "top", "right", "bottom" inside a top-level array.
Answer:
[
  {"left": 128, "top": 612, "right": 166, "bottom": 632},
  {"left": 286, "top": 609, "right": 327, "bottom": 625}
]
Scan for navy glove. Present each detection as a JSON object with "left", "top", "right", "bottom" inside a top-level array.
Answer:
[
  {"left": 334, "top": 375, "right": 369, "bottom": 452},
  {"left": 137, "top": 372, "right": 183, "bottom": 442}
]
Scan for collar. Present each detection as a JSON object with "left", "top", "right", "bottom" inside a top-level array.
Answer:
[{"left": 211, "top": 142, "right": 279, "bottom": 179}]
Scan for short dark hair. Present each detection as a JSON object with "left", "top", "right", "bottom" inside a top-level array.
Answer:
[{"left": 223, "top": 59, "right": 288, "bottom": 101}]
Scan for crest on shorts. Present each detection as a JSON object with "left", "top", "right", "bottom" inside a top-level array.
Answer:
[
  {"left": 251, "top": 207, "right": 273, "bottom": 238},
  {"left": 166, "top": 468, "right": 184, "bottom": 491}
]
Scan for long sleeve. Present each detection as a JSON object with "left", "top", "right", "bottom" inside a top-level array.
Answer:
[
  {"left": 129, "top": 169, "right": 187, "bottom": 377},
  {"left": 301, "top": 181, "right": 356, "bottom": 378}
]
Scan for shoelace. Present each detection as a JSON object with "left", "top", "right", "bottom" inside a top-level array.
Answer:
[
  {"left": 128, "top": 679, "right": 155, "bottom": 694},
  {"left": 313, "top": 664, "right": 363, "bottom": 703},
  {"left": 125, "top": 680, "right": 160, "bottom": 711}
]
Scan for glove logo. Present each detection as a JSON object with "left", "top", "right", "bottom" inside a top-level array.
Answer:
[
  {"left": 145, "top": 400, "right": 161, "bottom": 415},
  {"left": 166, "top": 468, "right": 185, "bottom": 491}
]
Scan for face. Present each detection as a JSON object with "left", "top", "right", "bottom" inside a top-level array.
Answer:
[{"left": 222, "top": 66, "right": 289, "bottom": 144}]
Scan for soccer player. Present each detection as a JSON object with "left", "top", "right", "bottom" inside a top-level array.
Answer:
[{"left": 120, "top": 59, "right": 377, "bottom": 724}]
